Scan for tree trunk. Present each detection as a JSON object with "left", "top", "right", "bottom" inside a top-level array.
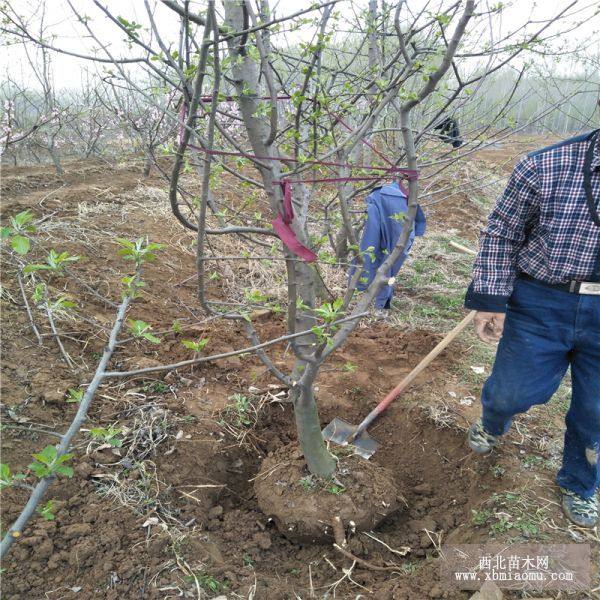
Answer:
[
  {"left": 48, "top": 144, "right": 64, "bottom": 176},
  {"left": 294, "top": 368, "right": 336, "bottom": 477},
  {"left": 143, "top": 150, "right": 153, "bottom": 177},
  {"left": 223, "top": 0, "right": 334, "bottom": 477}
]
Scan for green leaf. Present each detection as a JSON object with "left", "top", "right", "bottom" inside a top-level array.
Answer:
[
  {"left": 66, "top": 389, "right": 83, "bottom": 403},
  {"left": 23, "top": 263, "right": 48, "bottom": 274},
  {"left": 32, "top": 445, "right": 57, "bottom": 465},
  {"left": 116, "top": 238, "right": 135, "bottom": 249},
  {"left": 29, "top": 446, "right": 73, "bottom": 479},
  {"left": 1, "top": 226, "right": 11, "bottom": 239},
  {"left": 11, "top": 210, "right": 34, "bottom": 230},
  {"left": 55, "top": 465, "right": 73, "bottom": 478},
  {"left": 143, "top": 332, "right": 161, "bottom": 344},
  {"left": 182, "top": 338, "right": 208, "bottom": 352},
  {"left": 11, "top": 235, "right": 30, "bottom": 255},
  {"left": 37, "top": 500, "right": 55, "bottom": 521},
  {"left": 32, "top": 283, "right": 46, "bottom": 304},
  {"left": 0, "top": 463, "right": 14, "bottom": 489}
]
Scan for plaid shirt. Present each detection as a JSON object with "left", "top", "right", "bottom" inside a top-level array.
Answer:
[{"left": 466, "top": 130, "right": 600, "bottom": 312}]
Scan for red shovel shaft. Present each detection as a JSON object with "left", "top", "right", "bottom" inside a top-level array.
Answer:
[{"left": 349, "top": 310, "right": 476, "bottom": 442}]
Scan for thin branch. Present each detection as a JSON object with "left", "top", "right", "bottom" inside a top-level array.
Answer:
[
  {"left": 0, "top": 290, "right": 131, "bottom": 558},
  {"left": 103, "top": 312, "right": 368, "bottom": 378},
  {"left": 45, "top": 306, "right": 77, "bottom": 371},
  {"left": 17, "top": 273, "right": 43, "bottom": 345}
]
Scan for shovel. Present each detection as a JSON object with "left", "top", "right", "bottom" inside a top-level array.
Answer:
[{"left": 322, "top": 310, "right": 476, "bottom": 458}]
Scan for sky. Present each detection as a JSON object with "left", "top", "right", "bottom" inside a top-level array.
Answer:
[{"left": 1, "top": 0, "right": 599, "bottom": 90}]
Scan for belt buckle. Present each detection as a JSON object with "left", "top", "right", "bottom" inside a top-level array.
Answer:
[{"left": 578, "top": 282, "right": 600, "bottom": 295}]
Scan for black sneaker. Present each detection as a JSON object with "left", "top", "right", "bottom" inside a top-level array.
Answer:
[
  {"left": 561, "top": 488, "right": 599, "bottom": 528},
  {"left": 467, "top": 419, "right": 500, "bottom": 454}
]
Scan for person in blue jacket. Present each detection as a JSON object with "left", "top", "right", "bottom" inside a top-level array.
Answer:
[{"left": 352, "top": 181, "right": 426, "bottom": 309}]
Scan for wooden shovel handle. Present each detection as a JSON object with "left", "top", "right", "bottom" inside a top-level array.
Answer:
[{"left": 352, "top": 310, "right": 476, "bottom": 439}]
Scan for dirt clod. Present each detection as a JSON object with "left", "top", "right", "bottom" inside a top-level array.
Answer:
[{"left": 254, "top": 443, "right": 401, "bottom": 542}]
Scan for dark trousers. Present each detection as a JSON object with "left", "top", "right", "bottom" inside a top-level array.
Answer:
[{"left": 481, "top": 278, "right": 600, "bottom": 498}]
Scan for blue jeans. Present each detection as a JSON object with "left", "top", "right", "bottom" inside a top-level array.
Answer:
[{"left": 481, "top": 277, "right": 600, "bottom": 498}]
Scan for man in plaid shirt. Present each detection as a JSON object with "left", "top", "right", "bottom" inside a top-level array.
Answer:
[{"left": 465, "top": 129, "right": 600, "bottom": 527}]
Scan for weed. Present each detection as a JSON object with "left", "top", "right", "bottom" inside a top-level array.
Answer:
[
  {"left": 326, "top": 483, "right": 345, "bottom": 495},
  {"left": 522, "top": 454, "right": 544, "bottom": 469},
  {"left": 478, "top": 491, "right": 546, "bottom": 540},
  {"left": 226, "top": 393, "right": 252, "bottom": 427},
  {"left": 298, "top": 476, "right": 315, "bottom": 491},
  {"left": 89, "top": 426, "right": 123, "bottom": 447},
  {"left": 399, "top": 562, "right": 418, "bottom": 575},
  {"left": 66, "top": 388, "right": 83, "bottom": 403},
  {"left": 489, "top": 465, "right": 506, "bottom": 478},
  {"left": 144, "top": 381, "right": 168, "bottom": 394},
  {"left": 197, "top": 573, "right": 226, "bottom": 593},
  {"left": 181, "top": 338, "right": 209, "bottom": 352},
  {"left": 330, "top": 444, "right": 355, "bottom": 457},
  {"left": 343, "top": 361, "right": 357, "bottom": 372},
  {"left": 347, "top": 386, "right": 366, "bottom": 402},
  {"left": 472, "top": 508, "right": 493, "bottom": 526},
  {"left": 37, "top": 500, "right": 55, "bottom": 521}
]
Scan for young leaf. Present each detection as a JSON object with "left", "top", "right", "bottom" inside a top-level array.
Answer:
[
  {"left": 11, "top": 235, "right": 30, "bottom": 255},
  {"left": 37, "top": 500, "right": 55, "bottom": 521},
  {"left": 66, "top": 389, "right": 84, "bottom": 403},
  {"left": 143, "top": 332, "right": 161, "bottom": 344},
  {"left": 29, "top": 446, "right": 74, "bottom": 479},
  {"left": 128, "top": 319, "right": 160, "bottom": 343},
  {"left": 182, "top": 338, "right": 209, "bottom": 352},
  {"left": 0, "top": 463, "right": 23, "bottom": 489}
]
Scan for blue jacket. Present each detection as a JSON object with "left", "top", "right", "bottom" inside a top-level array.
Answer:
[{"left": 351, "top": 182, "right": 426, "bottom": 308}]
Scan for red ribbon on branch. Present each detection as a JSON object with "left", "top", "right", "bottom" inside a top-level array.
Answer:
[
  {"left": 270, "top": 179, "right": 318, "bottom": 262},
  {"left": 178, "top": 99, "right": 419, "bottom": 262}
]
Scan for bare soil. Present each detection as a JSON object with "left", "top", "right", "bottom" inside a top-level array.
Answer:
[{"left": 1, "top": 145, "right": 597, "bottom": 599}]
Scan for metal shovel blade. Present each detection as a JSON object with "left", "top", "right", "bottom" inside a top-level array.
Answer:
[{"left": 322, "top": 417, "right": 380, "bottom": 459}]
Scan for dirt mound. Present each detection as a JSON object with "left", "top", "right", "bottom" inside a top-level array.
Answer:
[{"left": 254, "top": 443, "right": 401, "bottom": 543}]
